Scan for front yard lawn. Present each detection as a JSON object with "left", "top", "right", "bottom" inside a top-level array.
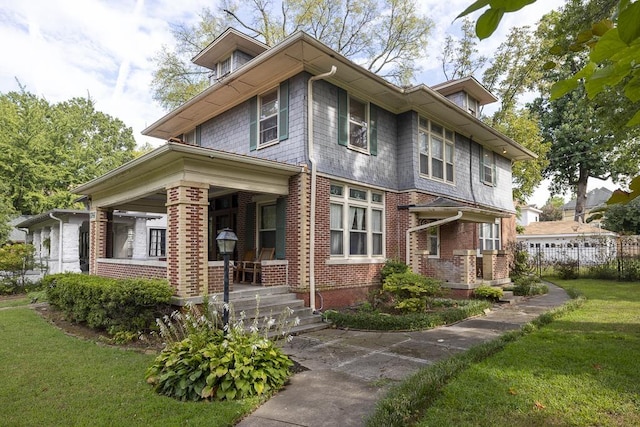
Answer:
[
  {"left": 0, "top": 307, "right": 258, "bottom": 426},
  {"left": 370, "top": 279, "right": 640, "bottom": 426}
]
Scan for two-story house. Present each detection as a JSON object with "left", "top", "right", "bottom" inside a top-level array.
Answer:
[{"left": 73, "top": 28, "right": 536, "bottom": 309}]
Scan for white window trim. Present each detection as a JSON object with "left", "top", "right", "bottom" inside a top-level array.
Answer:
[
  {"left": 478, "top": 220, "right": 501, "bottom": 255},
  {"left": 218, "top": 55, "right": 232, "bottom": 77},
  {"left": 348, "top": 95, "right": 370, "bottom": 154},
  {"left": 427, "top": 226, "right": 440, "bottom": 259},
  {"left": 329, "top": 183, "right": 385, "bottom": 259},
  {"left": 418, "top": 117, "right": 455, "bottom": 184},
  {"left": 258, "top": 87, "right": 279, "bottom": 149},
  {"left": 481, "top": 147, "right": 496, "bottom": 186}
]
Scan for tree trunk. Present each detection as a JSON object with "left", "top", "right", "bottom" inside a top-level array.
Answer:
[{"left": 574, "top": 165, "right": 589, "bottom": 222}]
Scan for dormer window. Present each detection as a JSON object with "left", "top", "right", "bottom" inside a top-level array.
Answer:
[{"left": 219, "top": 56, "right": 231, "bottom": 77}]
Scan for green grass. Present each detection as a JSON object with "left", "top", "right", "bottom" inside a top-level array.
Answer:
[
  {"left": 0, "top": 297, "right": 30, "bottom": 308},
  {"left": 404, "top": 279, "right": 640, "bottom": 427},
  {"left": 0, "top": 308, "right": 259, "bottom": 426}
]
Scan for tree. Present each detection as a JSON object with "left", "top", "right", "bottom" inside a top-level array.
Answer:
[
  {"left": 540, "top": 195, "right": 565, "bottom": 221},
  {"left": 0, "top": 87, "right": 137, "bottom": 215},
  {"left": 440, "top": 18, "right": 487, "bottom": 81},
  {"left": 600, "top": 199, "right": 640, "bottom": 234},
  {"left": 152, "top": 0, "right": 433, "bottom": 109}
]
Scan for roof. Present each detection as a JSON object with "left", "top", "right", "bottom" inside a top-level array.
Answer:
[
  {"left": 518, "top": 221, "right": 617, "bottom": 238},
  {"left": 143, "top": 31, "right": 536, "bottom": 162},
  {"left": 409, "top": 197, "right": 513, "bottom": 222},
  {"left": 431, "top": 76, "right": 498, "bottom": 106},
  {"left": 563, "top": 187, "right": 613, "bottom": 210},
  {"left": 15, "top": 210, "right": 89, "bottom": 228},
  {"left": 192, "top": 27, "right": 269, "bottom": 69}
]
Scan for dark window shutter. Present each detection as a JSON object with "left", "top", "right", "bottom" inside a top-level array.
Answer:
[
  {"left": 369, "top": 104, "right": 378, "bottom": 156},
  {"left": 245, "top": 202, "right": 256, "bottom": 250},
  {"left": 249, "top": 96, "right": 257, "bottom": 151},
  {"left": 195, "top": 125, "right": 201, "bottom": 146},
  {"left": 279, "top": 80, "right": 289, "bottom": 141},
  {"left": 275, "top": 197, "right": 286, "bottom": 259},
  {"left": 337, "top": 87, "right": 348, "bottom": 146}
]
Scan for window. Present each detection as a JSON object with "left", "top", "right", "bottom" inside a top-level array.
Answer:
[
  {"left": 259, "top": 204, "right": 276, "bottom": 249},
  {"left": 427, "top": 227, "right": 439, "bottom": 257},
  {"left": 349, "top": 96, "right": 368, "bottom": 150},
  {"left": 218, "top": 56, "right": 231, "bottom": 77},
  {"left": 149, "top": 229, "right": 166, "bottom": 257},
  {"left": 259, "top": 89, "right": 278, "bottom": 146},
  {"left": 330, "top": 184, "right": 384, "bottom": 258},
  {"left": 479, "top": 222, "right": 501, "bottom": 251},
  {"left": 481, "top": 148, "right": 496, "bottom": 185},
  {"left": 419, "top": 117, "right": 454, "bottom": 183}
]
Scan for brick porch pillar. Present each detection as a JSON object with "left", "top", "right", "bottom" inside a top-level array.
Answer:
[
  {"left": 166, "top": 181, "right": 209, "bottom": 297},
  {"left": 453, "top": 249, "right": 476, "bottom": 285},
  {"left": 482, "top": 250, "right": 499, "bottom": 280},
  {"left": 89, "top": 208, "right": 109, "bottom": 275}
]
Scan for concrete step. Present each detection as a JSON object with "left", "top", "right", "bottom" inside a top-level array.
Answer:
[{"left": 499, "top": 290, "right": 524, "bottom": 304}]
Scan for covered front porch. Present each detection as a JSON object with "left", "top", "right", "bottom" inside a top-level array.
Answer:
[
  {"left": 407, "top": 197, "right": 514, "bottom": 294},
  {"left": 73, "top": 142, "right": 305, "bottom": 303}
]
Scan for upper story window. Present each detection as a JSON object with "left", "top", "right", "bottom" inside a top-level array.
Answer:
[
  {"left": 259, "top": 88, "right": 279, "bottom": 146},
  {"left": 218, "top": 56, "right": 231, "bottom": 77},
  {"left": 180, "top": 126, "right": 201, "bottom": 146},
  {"left": 249, "top": 81, "right": 289, "bottom": 151},
  {"left": 337, "top": 87, "right": 378, "bottom": 155},
  {"left": 481, "top": 147, "right": 496, "bottom": 186},
  {"left": 330, "top": 184, "right": 384, "bottom": 258},
  {"left": 419, "top": 117, "right": 454, "bottom": 183}
]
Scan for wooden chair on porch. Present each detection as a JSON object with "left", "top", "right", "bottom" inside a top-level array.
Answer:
[
  {"left": 241, "top": 247, "right": 275, "bottom": 284},
  {"left": 234, "top": 249, "right": 255, "bottom": 283}
]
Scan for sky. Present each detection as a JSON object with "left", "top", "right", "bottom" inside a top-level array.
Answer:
[{"left": 0, "top": 0, "right": 617, "bottom": 207}]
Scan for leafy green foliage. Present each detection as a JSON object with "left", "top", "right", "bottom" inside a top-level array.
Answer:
[
  {"left": 145, "top": 299, "right": 294, "bottom": 401},
  {"left": 324, "top": 299, "right": 492, "bottom": 331},
  {"left": 44, "top": 273, "right": 173, "bottom": 333},
  {"left": 0, "top": 87, "right": 137, "bottom": 214},
  {"left": 0, "top": 243, "right": 40, "bottom": 289},
  {"left": 512, "top": 275, "right": 548, "bottom": 296},
  {"left": 382, "top": 272, "right": 442, "bottom": 313},
  {"left": 379, "top": 259, "right": 410, "bottom": 281},
  {"left": 553, "top": 258, "right": 579, "bottom": 280},
  {"left": 473, "top": 285, "right": 503, "bottom": 301},
  {"left": 599, "top": 198, "right": 640, "bottom": 234}
]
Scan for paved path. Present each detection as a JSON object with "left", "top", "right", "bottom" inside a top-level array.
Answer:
[{"left": 237, "top": 283, "right": 570, "bottom": 427}]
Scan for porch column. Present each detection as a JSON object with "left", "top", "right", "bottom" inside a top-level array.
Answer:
[
  {"left": 49, "top": 225, "right": 60, "bottom": 274},
  {"left": 453, "top": 250, "right": 476, "bottom": 285},
  {"left": 62, "top": 220, "right": 82, "bottom": 273},
  {"left": 166, "top": 181, "right": 209, "bottom": 297},
  {"left": 131, "top": 217, "right": 148, "bottom": 260},
  {"left": 89, "top": 208, "right": 109, "bottom": 275},
  {"left": 482, "top": 250, "right": 499, "bottom": 280},
  {"left": 32, "top": 230, "right": 42, "bottom": 260}
]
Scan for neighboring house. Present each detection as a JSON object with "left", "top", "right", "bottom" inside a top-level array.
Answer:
[
  {"left": 517, "top": 205, "right": 542, "bottom": 227},
  {"left": 562, "top": 187, "right": 612, "bottom": 222},
  {"left": 8, "top": 215, "right": 32, "bottom": 243},
  {"left": 517, "top": 221, "right": 617, "bottom": 265},
  {"left": 72, "top": 28, "right": 536, "bottom": 308},
  {"left": 16, "top": 210, "right": 166, "bottom": 276}
]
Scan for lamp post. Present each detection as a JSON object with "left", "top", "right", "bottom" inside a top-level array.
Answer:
[{"left": 216, "top": 228, "right": 237, "bottom": 333}]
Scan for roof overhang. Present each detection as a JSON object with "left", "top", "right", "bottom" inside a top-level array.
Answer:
[
  {"left": 15, "top": 209, "right": 89, "bottom": 229},
  {"left": 73, "top": 142, "right": 303, "bottom": 212},
  {"left": 192, "top": 27, "right": 269, "bottom": 69},
  {"left": 143, "top": 31, "right": 536, "bottom": 162},
  {"left": 431, "top": 76, "right": 498, "bottom": 105},
  {"left": 409, "top": 205, "right": 513, "bottom": 223}
]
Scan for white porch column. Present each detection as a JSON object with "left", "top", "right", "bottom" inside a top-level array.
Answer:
[
  {"left": 132, "top": 217, "right": 148, "bottom": 259},
  {"left": 62, "top": 220, "right": 82, "bottom": 273},
  {"left": 49, "top": 226, "right": 60, "bottom": 274},
  {"left": 32, "top": 230, "right": 42, "bottom": 260}
]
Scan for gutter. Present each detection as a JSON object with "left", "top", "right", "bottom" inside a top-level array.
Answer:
[
  {"left": 49, "top": 213, "right": 63, "bottom": 273},
  {"left": 405, "top": 211, "right": 463, "bottom": 266},
  {"left": 308, "top": 66, "right": 337, "bottom": 312}
]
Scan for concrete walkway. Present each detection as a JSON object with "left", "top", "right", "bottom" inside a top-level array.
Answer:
[{"left": 237, "top": 283, "right": 570, "bottom": 427}]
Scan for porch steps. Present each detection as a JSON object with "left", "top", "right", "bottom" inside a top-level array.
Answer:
[
  {"left": 498, "top": 290, "right": 523, "bottom": 304},
  {"left": 212, "top": 285, "right": 328, "bottom": 338}
]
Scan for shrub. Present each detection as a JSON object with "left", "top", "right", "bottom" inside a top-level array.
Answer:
[
  {"left": 44, "top": 273, "right": 173, "bottom": 333},
  {"left": 145, "top": 298, "right": 295, "bottom": 401},
  {"left": 0, "top": 243, "right": 42, "bottom": 291},
  {"left": 382, "top": 272, "right": 442, "bottom": 313},
  {"left": 587, "top": 263, "right": 618, "bottom": 280},
  {"left": 380, "top": 259, "right": 409, "bottom": 281},
  {"left": 473, "top": 285, "right": 503, "bottom": 301},
  {"left": 620, "top": 259, "right": 640, "bottom": 281},
  {"left": 554, "top": 259, "right": 579, "bottom": 280}
]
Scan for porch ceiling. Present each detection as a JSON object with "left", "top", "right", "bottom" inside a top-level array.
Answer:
[
  {"left": 73, "top": 143, "right": 303, "bottom": 211},
  {"left": 143, "top": 32, "right": 535, "bottom": 162}
]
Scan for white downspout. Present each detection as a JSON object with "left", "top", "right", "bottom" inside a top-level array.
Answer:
[
  {"left": 406, "top": 211, "right": 463, "bottom": 266},
  {"left": 49, "top": 213, "right": 64, "bottom": 273},
  {"left": 308, "top": 65, "right": 337, "bottom": 312}
]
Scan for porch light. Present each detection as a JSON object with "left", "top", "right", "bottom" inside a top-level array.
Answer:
[{"left": 216, "top": 228, "right": 237, "bottom": 333}]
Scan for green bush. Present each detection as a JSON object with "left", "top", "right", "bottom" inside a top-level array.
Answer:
[
  {"left": 473, "top": 285, "right": 503, "bottom": 301},
  {"left": 380, "top": 259, "right": 409, "bottom": 281},
  {"left": 511, "top": 275, "right": 549, "bottom": 296},
  {"left": 587, "top": 263, "right": 618, "bottom": 280},
  {"left": 0, "top": 243, "right": 42, "bottom": 291},
  {"left": 620, "top": 259, "right": 640, "bottom": 281},
  {"left": 145, "top": 298, "right": 295, "bottom": 401},
  {"left": 553, "top": 259, "right": 579, "bottom": 279},
  {"left": 382, "top": 272, "right": 442, "bottom": 313},
  {"left": 44, "top": 273, "right": 173, "bottom": 333},
  {"left": 323, "top": 299, "right": 491, "bottom": 331}
]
